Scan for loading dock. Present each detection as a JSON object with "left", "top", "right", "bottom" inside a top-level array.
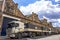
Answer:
[{"left": 1, "top": 14, "right": 20, "bottom": 36}]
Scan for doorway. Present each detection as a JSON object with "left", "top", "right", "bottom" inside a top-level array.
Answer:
[{"left": 1, "top": 17, "right": 17, "bottom": 36}]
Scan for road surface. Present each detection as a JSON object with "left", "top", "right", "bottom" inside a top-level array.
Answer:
[
  {"left": 0, "top": 34, "right": 60, "bottom": 40},
  {"left": 28, "top": 34, "right": 60, "bottom": 40}
]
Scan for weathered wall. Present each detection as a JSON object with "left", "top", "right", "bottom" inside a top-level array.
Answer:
[
  {"left": 0, "top": 1, "right": 3, "bottom": 12},
  {"left": 0, "top": 13, "right": 2, "bottom": 31}
]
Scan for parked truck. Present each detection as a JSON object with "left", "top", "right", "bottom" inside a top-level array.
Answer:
[{"left": 7, "top": 21, "right": 53, "bottom": 39}]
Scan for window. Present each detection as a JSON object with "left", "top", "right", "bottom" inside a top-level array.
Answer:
[
  {"left": 40, "top": 27, "right": 43, "bottom": 30},
  {"left": 29, "top": 23, "right": 36, "bottom": 29},
  {"left": 7, "top": 23, "right": 19, "bottom": 28},
  {"left": 7, "top": 6, "right": 14, "bottom": 14},
  {"left": 14, "top": 23, "right": 19, "bottom": 27},
  {"left": 24, "top": 23, "right": 29, "bottom": 28},
  {"left": 35, "top": 27, "right": 37, "bottom": 29}
]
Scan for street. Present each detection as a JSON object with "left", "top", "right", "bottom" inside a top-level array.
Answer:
[
  {"left": 29, "top": 34, "right": 60, "bottom": 40},
  {"left": 0, "top": 34, "right": 60, "bottom": 40}
]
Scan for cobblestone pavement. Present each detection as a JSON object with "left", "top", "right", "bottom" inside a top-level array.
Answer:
[{"left": 0, "top": 34, "right": 60, "bottom": 40}]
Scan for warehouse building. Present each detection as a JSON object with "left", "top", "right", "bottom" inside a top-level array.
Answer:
[{"left": 0, "top": 0, "right": 59, "bottom": 36}]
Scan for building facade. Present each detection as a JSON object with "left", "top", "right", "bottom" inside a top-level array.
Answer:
[{"left": 0, "top": 0, "right": 59, "bottom": 36}]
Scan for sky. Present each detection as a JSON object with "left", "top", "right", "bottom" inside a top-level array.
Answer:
[{"left": 13, "top": 0, "right": 60, "bottom": 27}]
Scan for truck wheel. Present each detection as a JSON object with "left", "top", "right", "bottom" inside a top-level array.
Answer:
[
  {"left": 10, "top": 34, "right": 17, "bottom": 39},
  {"left": 18, "top": 33, "right": 22, "bottom": 39},
  {"left": 14, "top": 33, "right": 19, "bottom": 39},
  {"left": 30, "top": 33, "right": 36, "bottom": 38}
]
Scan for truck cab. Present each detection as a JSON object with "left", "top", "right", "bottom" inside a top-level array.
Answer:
[{"left": 7, "top": 21, "right": 25, "bottom": 38}]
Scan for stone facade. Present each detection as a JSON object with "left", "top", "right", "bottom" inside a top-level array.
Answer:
[
  {"left": 4, "top": 0, "right": 24, "bottom": 18},
  {"left": 0, "top": 0, "right": 3, "bottom": 12},
  {"left": 0, "top": 13, "right": 2, "bottom": 29},
  {"left": 0, "top": 0, "right": 55, "bottom": 32},
  {"left": 0, "top": 0, "right": 3, "bottom": 30},
  {"left": 24, "top": 12, "right": 42, "bottom": 26}
]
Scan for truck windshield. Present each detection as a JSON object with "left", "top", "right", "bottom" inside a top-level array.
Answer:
[{"left": 7, "top": 22, "right": 19, "bottom": 28}]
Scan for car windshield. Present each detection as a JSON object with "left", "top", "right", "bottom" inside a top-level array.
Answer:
[{"left": 7, "top": 22, "right": 19, "bottom": 28}]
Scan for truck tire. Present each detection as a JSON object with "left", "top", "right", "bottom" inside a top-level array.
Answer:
[
  {"left": 10, "top": 34, "right": 18, "bottom": 39},
  {"left": 18, "top": 33, "right": 22, "bottom": 39},
  {"left": 30, "top": 33, "right": 36, "bottom": 38}
]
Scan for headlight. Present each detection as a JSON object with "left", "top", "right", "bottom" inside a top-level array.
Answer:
[{"left": 10, "top": 34, "right": 15, "bottom": 37}]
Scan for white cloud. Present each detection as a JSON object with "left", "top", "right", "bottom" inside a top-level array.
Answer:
[
  {"left": 48, "top": 19, "right": 60, "bottom": 27},
  {"left": 57, "top": 19, "right": 60, "bottom": 23},
  {"left": 40, "top": 16, "right": 60, "bottom": 27},
  {"left": 53, "top": 23, "right": 60, "bottom": 27},
  {"left": 55, "top": 0, "right": 60, "bottom": 2},
  {"left": 20, "top": 0, "right": 60, "bottom": 15},
  {"left": 19, "top": 0, "right": 60, "bottom": 27},
  {"left": 52, "top": 23, "right": 57, "bottom": 27}
]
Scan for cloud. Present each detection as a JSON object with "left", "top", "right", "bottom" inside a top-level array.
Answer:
[
  {"left": 57, "top": 19, "right": 60, "bottom": 23},
  {"left": 20, "top": 0, "right": 60, "bottom": 15},
  {"left": 20, "top": 0, "right": 51, "bottom": 15},
  {"left": 52, "top": 22, "right": 60, "bottom": 27},
  {"left": 19, "top": 0, "right": 60, "bottom": 27},
  {"left": 55, "top": 0, "right": 60, "bottom": 2},
  {"left": 41, "top": 16, "right": 60, "bottom": 27},
  {"left": 39, "top": 12, "right": 60, "bottom": 19}
]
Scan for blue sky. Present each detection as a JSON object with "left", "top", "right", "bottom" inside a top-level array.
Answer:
[
  {"left": 13, "top": 0, "right": 40, "bottom": 8},
  {"left": 13, "top": 0, "right": 60, "bottom": 8},
  {"left": 13, "top": 0, "right": 60, "bottom": 27}
]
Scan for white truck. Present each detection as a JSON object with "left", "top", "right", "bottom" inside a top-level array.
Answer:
[
  {"left": 7, "top": 21, "right": 52, "bottom": 39},
  {"left": 7, "top": 21, "right": 25, "bottom": 39}
]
